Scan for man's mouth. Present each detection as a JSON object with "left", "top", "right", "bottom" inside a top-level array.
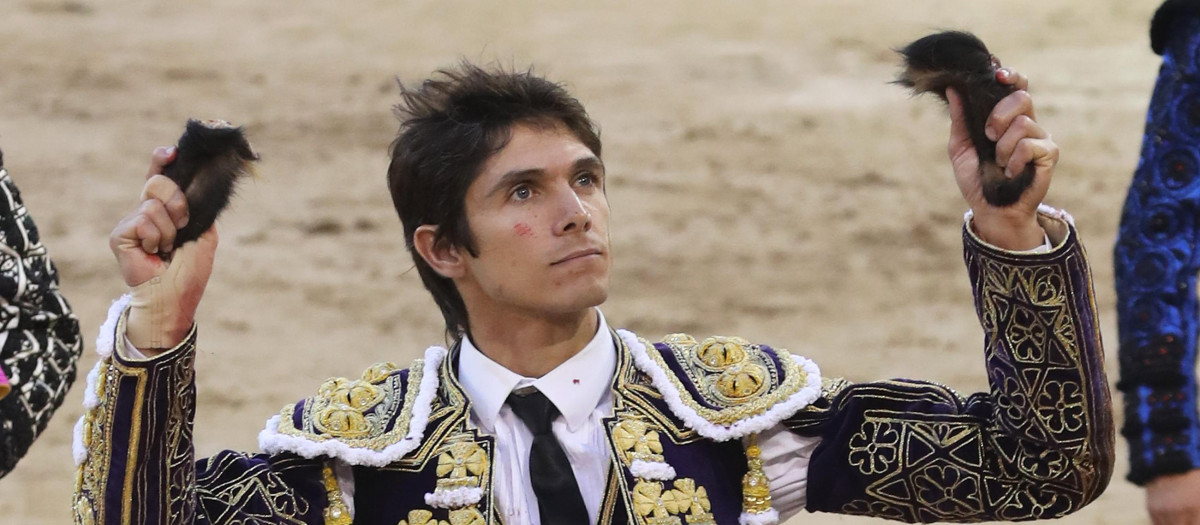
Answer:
[{"left": 552, "top": 248, "right": 604, "bottom": 265}]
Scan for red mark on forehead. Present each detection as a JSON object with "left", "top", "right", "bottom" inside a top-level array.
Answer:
[{"left": 513, "top": 223, "right": 533, "bottom": 237}]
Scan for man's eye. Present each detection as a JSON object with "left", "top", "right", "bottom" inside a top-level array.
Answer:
[
  {"left": 576, "top": 172, "right": 596, "bottom": 186},
  {"left": 513, "top": 186, "right": 532, "bottom": 200}
]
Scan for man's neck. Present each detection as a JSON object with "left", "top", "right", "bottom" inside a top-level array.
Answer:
[{"left": 465, "top": 308, "right": 599, "bottom": 378}]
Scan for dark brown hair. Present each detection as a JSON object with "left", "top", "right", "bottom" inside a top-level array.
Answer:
[{"left": 387, "top": 62, "right": 602, "bottom": 339}]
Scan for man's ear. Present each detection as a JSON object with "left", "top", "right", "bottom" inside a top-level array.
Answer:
[{"left": 413, "top": 225, "right": 466, "bottom": 279}]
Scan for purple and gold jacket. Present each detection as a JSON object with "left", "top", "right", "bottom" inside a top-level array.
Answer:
[{"left": 73, "top": 211, "right": 1113, "bottom": 524}]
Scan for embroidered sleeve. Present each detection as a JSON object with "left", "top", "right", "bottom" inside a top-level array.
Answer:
[
  {"left": 793, "top": 216, "right": 1114, "bottom": 522},
  {"left": 0, "top": 160, "right": 83, "bottom": 478},
  {"left": 1114, "top": 12, "right": 1200, "bottom": 486},
  {"left": 72, "top": 310, "right": 328, "bottom": 524}
]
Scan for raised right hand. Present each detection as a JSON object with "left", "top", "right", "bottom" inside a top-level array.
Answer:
[{"left": 109, "top": 146, "right": 218, "bottom": 353}]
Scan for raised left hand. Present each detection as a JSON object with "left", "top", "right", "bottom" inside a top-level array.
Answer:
[{"left": 947, "top": 68, "right": 1058, "bottom": 250}]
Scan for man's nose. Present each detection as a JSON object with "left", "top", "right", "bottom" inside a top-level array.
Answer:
[{"left": 556, "top": 189, "right": 591, "bottom": 234}]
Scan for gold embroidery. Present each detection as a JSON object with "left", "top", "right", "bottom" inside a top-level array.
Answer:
[
  {"left": 447, "top": 507, "right": 486, "bottom": 525},
  {"left": 313, "top": 377, "right": 387, "bottom": 438},
  {"left": 643, "top": 334, "right": 806, "bottom": 425},
  {"left": 834, "top": 244, "right": 1111, "bottom": 521},
  {"left": 612, "top": 419, "right": 666, "bottom": 464},
  {"left": 633, "top": 481, "right": 682, "bottom": 524},
  {"left": 398, "top": 509, "right": 447, "bottom": 525},
  {"left": 321, "top": 463, "right": 353, "bottom": 525},
  {"left": 741, "top": 434, "right": 772, "bottom": 516},
  {"left": 362, "top": 361, "right": 401, "bottom": 384},
  {"left": 275, "top": 358, "right": 423, "bottom": 452},
  {"left": 434, "top": 440, "right": 488, "bottom": 491},
  {"left": 670, "top": 479, "right": 714, "bottom": 525},
  {"left": 73, "top": 359, "right": 111, "bottom": 524},
  {"left": 631, "top": 478, "right": 717, "bottom": 525}
]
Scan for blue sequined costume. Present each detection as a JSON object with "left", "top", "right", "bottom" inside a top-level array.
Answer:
[{"left": 1114, "top": 0, "right": 1200, "bottom": 485}]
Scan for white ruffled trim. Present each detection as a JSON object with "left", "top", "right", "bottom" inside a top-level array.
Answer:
[
  {"left": 257, "top": 346, "right": 448, "bottom": 467},
  {"left": 630, "top": 459, "right": 677, "bottom": 480},
  {"left": 96, "top": 294, "right": 131, "bottom": 359},
  {"left": 72, "top": 409, "right": 88, "bottom": 466},
  {"left": 73, "top": 294, "right": 133, "bottom": 466},
  {"left": 962, "top": 204, "right": 1074, "bottom": 227},
  {"left": 424, "top": 486, "right": 484, "bottom": 509},
  {"left": 619, "top": 330, "right": 822, "bottom": 442},
  {"left": 739, "top": 508, "right": 780, "bottom": 525}
]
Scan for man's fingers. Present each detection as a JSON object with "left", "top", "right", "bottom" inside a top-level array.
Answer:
[
  {"left": 134, "top": 215, "right": 163, "bottom": 255},
  {"left": 945, "top": 88, "right": 972, "bottom": 155},
  {"left": 1006, "top": 137, "right": 1058, "bottom": 178},
  {"left": 995, "top": 67, "right": 1030, "bottom": 91},
  {"left": 986, "top": 90, "right": 1035, "bottom": 141},
  {"left": 145, "top": 146, "right": 177, "bottom": 180},
  {"left": 141, "top": 175, "right": 189, "bottom": 229},
  {"left": 994, "top": 115, "right": 1048, "bottom": 168},
  {"left": 138, "top": 199, "right": 178, "bottom": 253}
]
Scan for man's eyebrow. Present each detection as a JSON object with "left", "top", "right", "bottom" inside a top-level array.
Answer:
[
  {"left": 573, "top": 156, "right": 605, "bottom": 173},
  {"left": 485, "top": 167, "right": 545, "bottom": 199}
]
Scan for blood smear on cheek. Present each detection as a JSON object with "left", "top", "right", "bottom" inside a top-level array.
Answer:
[{"left": 513, "top": 223, "right": 533, "bottom": 237}]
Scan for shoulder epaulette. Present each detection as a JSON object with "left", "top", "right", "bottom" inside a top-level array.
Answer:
[
  {"left": 617, "top": 329, "right": 822, "bottom": 441},
  {"left": 258, "top": 346, "right": 447, "bottom": 467}
]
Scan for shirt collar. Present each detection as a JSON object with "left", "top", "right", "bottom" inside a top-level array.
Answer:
[{"left": 457, "top": 310, "right": 616, "bottom": 433}]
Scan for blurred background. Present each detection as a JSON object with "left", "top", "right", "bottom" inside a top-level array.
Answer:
[{"left": 0, "top": 1, "right": 1163, "bottom": 523}]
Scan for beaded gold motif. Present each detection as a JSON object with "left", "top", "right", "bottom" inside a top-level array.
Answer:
[
  {"left": 393, "top": 508, "right": 487, "bottom": 525},
  {"left": 613, "top": 419, "right": 666, "bottom": 464},
  {"left": 321, "top": 463, "right": 352, "bottom": 525},
  {"left": 274, "top": 359, "right": 419, "bottom": 451},
  {"left": 648, "top": 334, "right": 805, "bottom": 425},
  {"left": 741, "top": 434, "right": 772, "bottom": 516},
  {"left": 434, "top": 441, "right": 489, "bottom": 491},
  {"left": 632, "top": 479, "right": 714, "bottom": 525},
  {"left": 398, "top": 509, "right": 446, "bottom": 525}
]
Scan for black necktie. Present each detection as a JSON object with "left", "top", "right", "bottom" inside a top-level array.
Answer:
[{"left": 506, "top": 388, "right": 590, "bottom": 525}]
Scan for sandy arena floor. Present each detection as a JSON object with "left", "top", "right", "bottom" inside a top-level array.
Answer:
[{"left": 0, "top": 1, "right": 1167, "bottom": 523}]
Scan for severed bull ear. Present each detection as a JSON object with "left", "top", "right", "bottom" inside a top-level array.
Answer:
[
  {"left": 895, "top": 30, "right": 1034, "bottom": 207},
  {"left": 161, "top": 119, "right": 258, "bottom": 247}
]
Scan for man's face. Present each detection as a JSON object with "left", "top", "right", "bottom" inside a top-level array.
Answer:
[{"left": 454, "top": 122, "right": 611, "bottom": 321}]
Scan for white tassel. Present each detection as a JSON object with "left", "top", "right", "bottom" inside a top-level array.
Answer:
[
  {"left": 739, "top": 508, "right": 780, "bottom": 525},
  {"left": 258, "top": 346, "right": 447, "bottom": 467},
  {"left": 630, "top": 459, "right": 677, "bottom": 480},
  {"left": 620, "top": 330, "right": 821, "bottom": 441},
  {"left": 423, "top": 486, "right": 484, "bottom": 509}
]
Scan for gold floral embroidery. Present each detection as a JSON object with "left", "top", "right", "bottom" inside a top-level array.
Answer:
[
  {"left": 632, "top": 478, "right": 716, "bottom": 525},
  {"left": 447, "top": 507, "right": 486, "bottom": 525},
  {"left": 644, "top": 334, "right": 806, "bottom": 425},
  {"left": 313, "top": 377, "right": 386, "bottom": 438},
  {"left": 274, "top": 358, "right": 423, "bottom": 452},
  {"left": 398, "top": 509, "right": 448, "bottom": 525},
  {"left": 833, "top": 241, "right": 1112, "bottom": 522},
  {"left": 670, "top": 479, "right": 714, "bottom": 524},
  {"left": 434, "top": 441, "right": 488, "bottom": 490},
  {"left": 633, "top": 481, "right": 682, "bottom": 524},
  {"left": 612, "top": 419, "right": 666, "bottom": 464}
]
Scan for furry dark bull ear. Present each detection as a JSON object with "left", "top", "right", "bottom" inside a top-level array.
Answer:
[
  {"left": 161, "top": 119, "right": 258, "bottom": 247},
  {"left": 895, "top": 30, "right": 1034, "bottom": 207}
]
